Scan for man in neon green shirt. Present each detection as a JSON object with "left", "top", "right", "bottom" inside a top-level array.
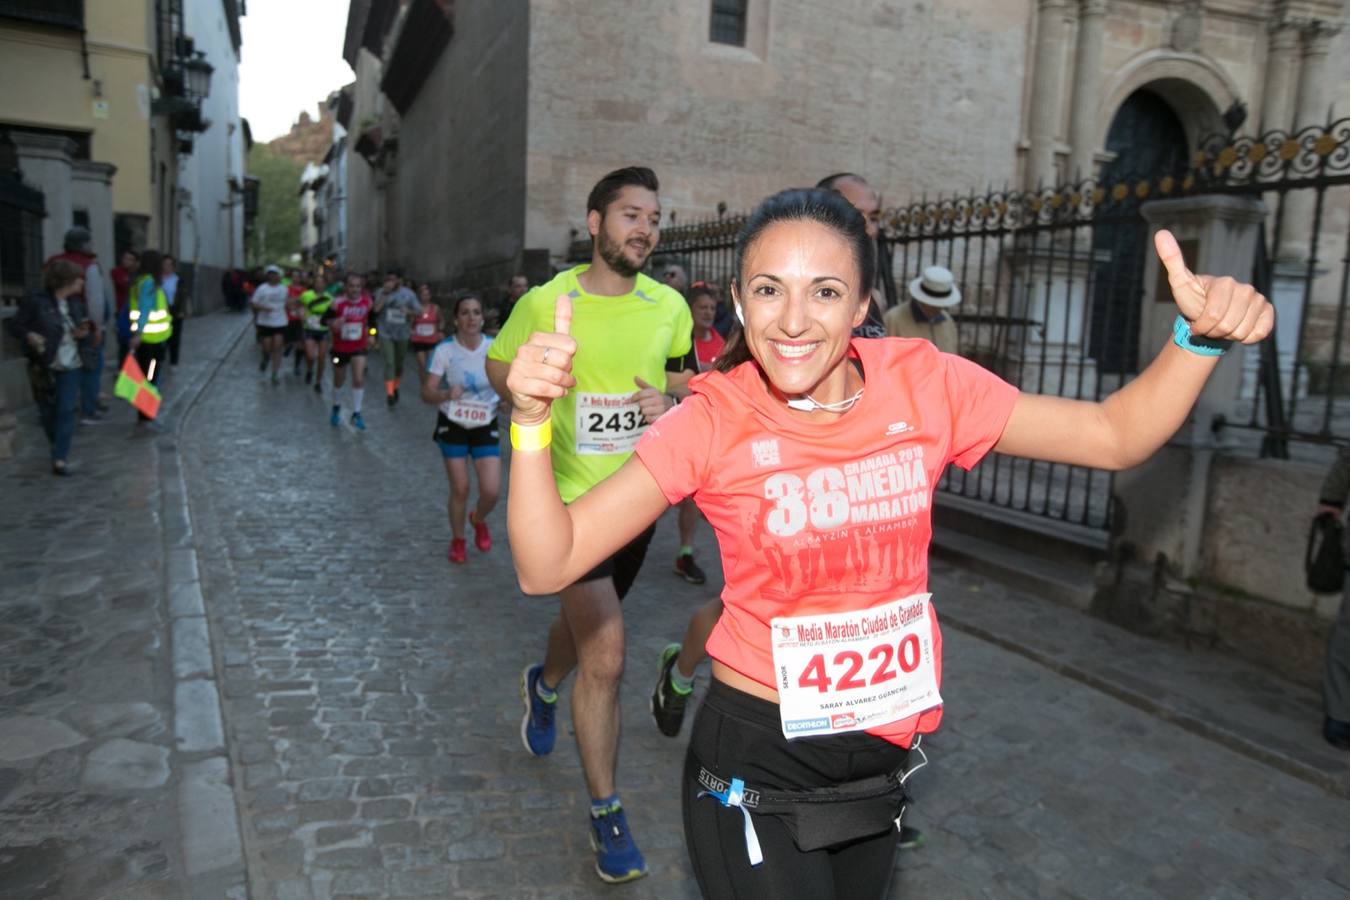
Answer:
[{"left": 487, "top": 166, "right": 694, "bottom": 884}]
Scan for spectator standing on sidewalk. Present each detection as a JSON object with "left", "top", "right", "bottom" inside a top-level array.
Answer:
[
  {"left": 111, "top": 249, "right": 137, "bottom": 362},
  {"left": 127, "top": 250, "right": 173, "bottom": 422},
  {"left": 885, "top": 265, "right": 961, "bottom": 355},
  {"left": 1316, "top": 450, "right": 1350, "bottom": 751},
  {"left": 47, "top": 226, "right": 111, "bottom": 424},
  {"left": 8, "top": 259, "right": 100, "bottom": 474},
  {"left": 162, "top": 254, "right": 186, "bottom": 367},
  {"left": 662, "top": 263, "right": 688, "bottom": 297}
]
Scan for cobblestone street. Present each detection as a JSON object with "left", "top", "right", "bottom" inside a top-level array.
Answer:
[{"left": 3, "top": 311, "right": 1348, "bottom": 899}]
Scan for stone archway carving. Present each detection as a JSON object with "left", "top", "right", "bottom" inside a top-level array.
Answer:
[{"left": 1099, "top": 50, "right": 1240, "bottom": 152}]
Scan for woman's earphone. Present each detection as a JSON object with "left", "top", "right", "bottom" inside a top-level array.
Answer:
[{"left": 735, "top": 304, "right": 745, "bottom": 326}]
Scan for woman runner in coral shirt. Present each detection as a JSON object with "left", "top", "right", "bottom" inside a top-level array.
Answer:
[
  {"left": 501, "top": 188, "right": 1272, "bottom": 899},
  {"left": 409, "top": 282, "right": 444, "bottom": 374}
]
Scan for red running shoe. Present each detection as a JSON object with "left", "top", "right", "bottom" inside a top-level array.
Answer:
[
  {"left": 448, "top": 538, "right": 467, "bottom": 564},
  {"left": 471, "top": 512, "right": 492, "bottom": 553}
]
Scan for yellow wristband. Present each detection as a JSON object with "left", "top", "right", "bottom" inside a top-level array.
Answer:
[{"left": 510, "top": 418, "right": 552, "bottom": 452}]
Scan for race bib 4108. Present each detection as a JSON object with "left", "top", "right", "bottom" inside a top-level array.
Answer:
[
  {"left": 444, "top": 399, "right": 496, "bottom": 428},
  {"left": 771, "top": 593, "right": 941, "bottom": 740}
]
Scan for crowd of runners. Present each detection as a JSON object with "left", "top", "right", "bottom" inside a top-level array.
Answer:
[{"left": 231, "top": 165, "right": 1272, "bottom": 897}]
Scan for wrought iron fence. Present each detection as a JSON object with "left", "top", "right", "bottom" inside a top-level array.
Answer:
[{"left": 565, "top": 120, "right": 1350, "bottom": 528}]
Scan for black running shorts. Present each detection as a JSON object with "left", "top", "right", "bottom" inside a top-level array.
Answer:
[{"left": 574, "top": 523, "right": 657, "bottom": 601}]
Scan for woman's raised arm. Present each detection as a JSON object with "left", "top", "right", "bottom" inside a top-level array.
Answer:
[{"left": 995, "top": 229, "right": 1274, "bottom": 470}]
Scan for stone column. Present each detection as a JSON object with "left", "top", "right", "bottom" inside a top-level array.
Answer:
[
  {"left": 1279, "top": 20, "right": 1341, "bottom": 265},
  {"left": 11, "top": 133, "right": 77, "bottom": 259},
  {"left": 1067, "top": 0, "right": 1107, "bottom": 181},
  {"left": 1294, "top": 20, "right": 1339, "bottom": 132},
  {"left": 1109, "top": 195, "right": 1266, "bottom": 581},
  {"left": 1260, "top": 14, "right": 1301, "bottom": 131},
  {"left": 71, "top": 161, "right": 118, "bottom": 270},
  {"left": 1026, "top": 0, "right": 1070, "bottom": 189}
]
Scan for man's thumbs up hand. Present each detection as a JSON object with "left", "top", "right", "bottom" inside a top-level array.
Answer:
[
  {"left": 505, "top": 293, "right": 578, "bottom": 425},
  {"left": 630, "top": 376, "right": 672, "bottom": 424}
]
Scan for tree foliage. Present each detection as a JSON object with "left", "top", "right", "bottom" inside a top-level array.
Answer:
[{"left": 246, "top": 143, "right": 302, "bottom": 267}]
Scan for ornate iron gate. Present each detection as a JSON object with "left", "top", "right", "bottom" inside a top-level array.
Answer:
[{"left": 565, "top": 120, "right": 1350, "bottom": 529}]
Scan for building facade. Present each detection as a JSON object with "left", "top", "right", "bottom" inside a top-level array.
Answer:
[
  {"left": 177, "top": 0, "right": 246, "bottom": 312},
  {"left": 338, "top": 0, "right": 1348, "bottom": 289},
  {"left": 299, "top": 159, "right": 322, "bottom": 263},
  {"left": 318, "top": 87, "right": 351, "bottom": 270},
  {"left": 0, "top": 0, "right": 245, "bottom": 431}
]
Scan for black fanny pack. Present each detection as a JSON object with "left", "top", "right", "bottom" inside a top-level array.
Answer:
[{"left": 695, "top": 758, "right": 911, "bottom": 862}]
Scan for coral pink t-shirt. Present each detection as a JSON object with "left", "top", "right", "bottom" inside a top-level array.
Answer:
[{"left": 634, "top": 338, "right": 1019, "bottom": 746}]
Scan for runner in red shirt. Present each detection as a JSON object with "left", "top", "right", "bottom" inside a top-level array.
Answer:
[
  {"left": 328, "top": 272, "right": 373, "bottom": 431},
  {"left": 409, "top": 282, "right": 444, "bottom": 374},
  {"left": 285, "top": 270, "right": 306, "bottom": 376},
  {"left": 500, "top": 187, "right": 1273, "bottom": 898}
]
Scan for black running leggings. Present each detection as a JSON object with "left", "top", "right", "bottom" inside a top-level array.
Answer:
[{"left": 682, "top": 680, "right": 908, "bottom": 900}]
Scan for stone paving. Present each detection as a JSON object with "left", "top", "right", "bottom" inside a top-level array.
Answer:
[
  {"left": 0, "top": 311, "right": 249, "bottom": 899},
  {"left": 4, "top": 310, "right": 1349, "bottom": 898},
  {"left": 176, "top": 328, "right": 1350, "bottom": 899}
]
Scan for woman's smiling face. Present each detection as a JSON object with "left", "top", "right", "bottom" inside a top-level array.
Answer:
[{"left": 733, "top": 218, "right": 868, "bottom": 401}]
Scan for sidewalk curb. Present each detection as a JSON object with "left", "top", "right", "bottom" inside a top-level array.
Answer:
[
  {"left": 158, "top": 316, "right": 252, "bottom": 896},
  {"left": 940, "top": 610, "right": 1350, "bottom": 801}
]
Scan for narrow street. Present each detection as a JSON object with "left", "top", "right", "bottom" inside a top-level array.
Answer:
[{"left": 1, "top": 312, "right": 1347, "bottom": 898}]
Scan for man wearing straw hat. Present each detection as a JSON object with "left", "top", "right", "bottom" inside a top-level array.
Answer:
[{"left": 885, "top": 265, "right": 962, "bottom": 354}]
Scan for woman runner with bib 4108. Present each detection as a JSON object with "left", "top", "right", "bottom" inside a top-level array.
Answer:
[
  {"left": 501, "top": 188, "right": 1273, "bottom": 899},
  {"left": 423, "top": 293, "right": 502, "bottom": 564}
]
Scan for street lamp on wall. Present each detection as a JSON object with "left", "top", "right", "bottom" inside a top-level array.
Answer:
[{"left": 183, "top": 54, "right": 214, "bottom": 103}]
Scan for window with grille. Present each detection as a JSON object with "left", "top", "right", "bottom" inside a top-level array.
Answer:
[
  {"left": 710, "top": 0, "right": 747, "bottom": 46},
  {"left": 0, "top": 0, "right": 83, "bottom": 31}
]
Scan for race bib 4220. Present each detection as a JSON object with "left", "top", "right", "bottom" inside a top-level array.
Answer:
[{"left": 771, "top": 594, "right": 941, "bottom": 740}]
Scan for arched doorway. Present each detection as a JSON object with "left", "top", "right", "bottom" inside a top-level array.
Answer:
[{"left": 1089, "top": 88, "right": 1190, "bottom": 373}]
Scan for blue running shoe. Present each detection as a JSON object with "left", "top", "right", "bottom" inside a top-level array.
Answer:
[
  {"left": 350, "top": 412, "right": 366, "bottom": 431},
  {"left": 519, "top": 664, "right": 556, "bottom": 757},
  {"left": 330, "top": 405, "right": 341, "bottom": 427},
  {"left": 589, "top": 803, "right": 648, "bottom": 884}
]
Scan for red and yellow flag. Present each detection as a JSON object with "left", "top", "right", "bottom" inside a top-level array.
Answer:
[{"left": 114, "top": 355, "right": 162, "bottom": 419}]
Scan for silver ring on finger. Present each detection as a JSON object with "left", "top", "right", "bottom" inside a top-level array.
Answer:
[{"left": 542, "top": 348, "right": 552, "bottom": 365}]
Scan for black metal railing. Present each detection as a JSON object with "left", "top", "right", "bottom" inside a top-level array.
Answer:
[{"left": 565, "top": 119, "right": 1350, "bottom": 526}]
